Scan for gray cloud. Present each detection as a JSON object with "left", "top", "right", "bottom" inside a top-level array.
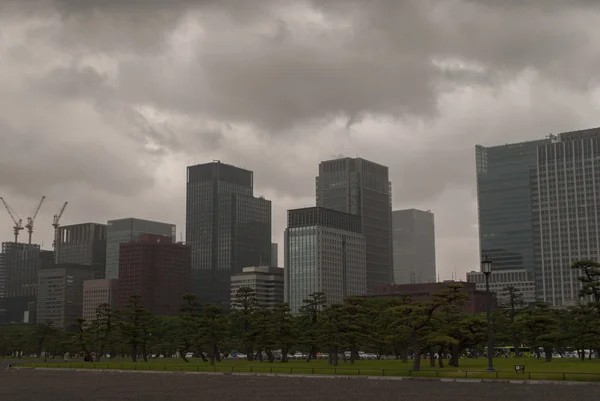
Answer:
[{"left": 0, "top": 0, "right": 599, "bottom": 278}]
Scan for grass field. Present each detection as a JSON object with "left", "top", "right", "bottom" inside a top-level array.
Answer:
[{"left": 14, "top": 357, "right": 600, "bottom": 382}]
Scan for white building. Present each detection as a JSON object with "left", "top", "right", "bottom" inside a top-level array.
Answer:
[
  {"left": 466, "top": 269, "right": 536, "bottom": 305},
  {"left": 230, "top": 266, "right": 284, "bottom": 310}
]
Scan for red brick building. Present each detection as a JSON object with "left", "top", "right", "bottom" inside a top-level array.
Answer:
[
  {"left": 118, "top": 234, "right": 191, "bottom": 316},
  {"left": 361, "top": 281, "right": 495, "bottom": 314}
]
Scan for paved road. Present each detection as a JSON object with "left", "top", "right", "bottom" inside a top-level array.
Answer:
[{"left": 0, "top": 369, "right": 597, "bottom": 401}]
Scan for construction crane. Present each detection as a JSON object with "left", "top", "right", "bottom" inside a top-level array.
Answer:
[
  {"left": 0, "top": 197, "right": 24, "bottom": 243},
  {"left": 52, "top": 202, "right": 68, "bottom": 250},
  {"left": 25, "top": 196, "right": 46, "bottom": 244}
]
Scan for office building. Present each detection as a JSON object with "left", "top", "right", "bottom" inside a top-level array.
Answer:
[
  {"left": 105, "top": 218, "right": 175, "bottom": 279},
  {"left": 271, "top": 243, "right": 278, "bottom": 267},
  {"left": 82, "top": 279, "right": 119, "bottom": 322},
  {"left": 186, "top": 161, "right": 272, "bottom": 307},
  {"left": 316, "top": 157, "right": 392, "bottom": 292},
  {"left": 118, "top": 234, "right": 191, "bottom": 316},
  {"left": 37, "top": 263, "right": 103, "bottom": 329},
  {"left": 466, "top": 270, "right": 536, "bottom": 305},
  {"left": 284, "top": 207, "right": 367, "bottom": 314},
  {"left": 532, "top": 128, "right": 600, "bottom": 306},
  {"left": 392, "top": 209, "right": 436, "bottom": 284},
  {"left": 230, "top": 266, "right": 284, "bottom": 310},
  {"left": 0, "top": 243, "right": 53, "bottom": 324},
  {"left": 476, "top": 138, "right": 551, "bottom": 272},
  {"left": 361, "top": 281, "right": 493, "bottom": 314},
  {"left": 56, "top": 222, "right": 107, "bottom": 271}
]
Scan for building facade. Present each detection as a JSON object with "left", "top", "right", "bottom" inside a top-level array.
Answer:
[
  {"left": 117, "top": 234, "right": 191, "bottom": 316},
  {"left": 82, "top": 279, "right": 119, "bottom": 322},
  {"left": 316, "top": 157, "right": 392, "bottom": 292},
  {"left": 284, "top": 207, "right": 367, "bottom": 314},
  {"left": 392, "top": 209, "right": 436, "bottom": 284},
  {"left": 362, "top": 281, "right": 493, "bottom": 314},
  {"left": 476, "top": 138, "right": 551, "bottom": 272},
  {"left": 56, "top": 223, "right": 107, "bottom": 271},
  {"left": 466, "top": 270, "right": 536, "bottom": 305},
  {"left": 37, "top": 263, "right": 103, "bottom": 329},
  {"left": 271, "top": 243, "right": 278, "bottom": 267},
  {"left": 0, "top": 243, "right": 53, "bottom": 324},
  {"left": 186, "top": 161, "right": 272, "bottom": 307},
  {"left": 105, "top": 218, "right": 176, "bottom": 280},
  {"left": 230, "top": 266, "right": 284, "bottom": 310},
  {"left": 532, "top": 128, "right": 600, "bottom": 306}
]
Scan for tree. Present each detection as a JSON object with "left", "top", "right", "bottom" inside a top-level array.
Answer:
[
  {"left": 317, "top": 304, "right": 345, "bottom": 366},
  {"left": 175, "top": 294, "right": 207, "bottom": 362},
  {"left": 501, "top": 286, "right": 526, "bottom": 357},
  {"left": 272, "top": 303, "right": 296, "bottom": 362},
  {"left": 118, "top": 295, "right": 152, "bottom": 362},
  {"left": 299, "top": 292, "right": 326, "bottom": 361},
  {"left": 339, "top": 298, "right": 370, "bottom": 364},
  {"left": 33, "top": 322, "right": 57, "bottom": 359},
  {"left": 200, "top": 304, "right": 227, "bottom": 366},
  {"left": 572, "top": 260, "right": 600, "bottom": 315},
  {"left": 514, "top": 303, "right": 560, "bottom": 362},
  {"left": 88, "top": 303, "right": 116, "bottom": 362},
  {"left": 252, "top": 306, "right": 276, "bottom": 362},
  {"left": 230, "top": 287, "right": 258, "bottom": 361}
]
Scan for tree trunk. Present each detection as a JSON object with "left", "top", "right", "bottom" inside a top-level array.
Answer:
[
  {"left": 429, "top": 352, "right": 435, "bottom": 367},
  {"left": 411, "top": 331, "right": 422, "bottom": 371},
  {"left": 543, "top": 347, "right": 552, "bottom": 362},
  {"left": 131, "top": 345, "right": 138, "bottom": 363},
  {"left": 350, "top": 348, "right": 359, "bottom": 364},
  {"left": 450, "top": 343, "right": 460, "bottom": 367}
]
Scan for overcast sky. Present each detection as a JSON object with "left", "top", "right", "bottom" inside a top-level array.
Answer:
[{"left": 1, "top": 0, "right": 599, "bottom": 280}]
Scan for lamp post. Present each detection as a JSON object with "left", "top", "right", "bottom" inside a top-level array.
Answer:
[{"left": 481, "top": 255, "right": 494, "bottom": 372}]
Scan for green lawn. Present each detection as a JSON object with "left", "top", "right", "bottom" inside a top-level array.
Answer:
[{"left": 17, "top": 357, "right": 600, "bottom": 382}]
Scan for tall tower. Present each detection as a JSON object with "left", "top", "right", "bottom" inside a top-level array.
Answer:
[
  {"left": 316, "top": 157, "right": 392, "bottom": 292},
  {"left": 186, "top": 161, "right": 272, "bottom": 307}
]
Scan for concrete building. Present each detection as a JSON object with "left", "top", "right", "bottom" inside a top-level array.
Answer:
[
  {"left": 271, "top": 243, "right": 278, "bottom": 267},
  {"left": 37, "top": 263, "right": 103, "bottom": 329},
  {"left": 362, "top": 281, "right": 493, "bottom": 314},
  {"left": 392, "top": 209, "right": 436, "bottom": 285},
  {"left": 0, "top": 243, "right": 53, "bottom": 324},
  {"left": 105, "top": 218, "right": 176, "bottom": 280},
  {"left": 56, "top": 223, "right": 107, "bottom": 271},
  {"left": 82, "top": 279, "right": 119, "bottom": 322},
  {"left": 476, "top": 138, "right": 551, "bottom": 272},
  {"left": 118, "top": 234, "right": 191, "bottom": 316},
  {"left": 284, "top": 207, "right": 367, "bottom": 315},
  {"left": 186, "top": 161, "right": 272, "bottom": 307},
  {"left": 316, "top": 157, "right": 392, "bottom": 292},
  {"left": 532, "top": 128, "right": 600, "bottom": 306},
  {"left": 466, "top": 270, "right": 536, "bottom": 305},
  {"left": 230, "top": 266, "right": 284, "bottom": 310}
]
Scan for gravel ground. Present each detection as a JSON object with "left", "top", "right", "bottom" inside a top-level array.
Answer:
[{"left": 1, "top": 369, "right": 598, "bottom": 401}]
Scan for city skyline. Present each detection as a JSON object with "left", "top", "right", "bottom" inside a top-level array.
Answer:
[{"left": 2, "top": 1, "right": 600, "bottom": 283}]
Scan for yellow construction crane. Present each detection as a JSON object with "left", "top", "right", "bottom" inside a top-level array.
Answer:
[
  {"left": 0, "top": 197, "right": 24, "bottom": 243},
  {"left": 25, "top": 196, "right": 46, "bottom": 244},
  {"left": 52, "top": 202, "right": 68, "bottom": 250}
]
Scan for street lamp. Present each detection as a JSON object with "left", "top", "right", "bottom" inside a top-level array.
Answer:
[{"left": 481, "top": 255, "right": 494, "bottom": 372}]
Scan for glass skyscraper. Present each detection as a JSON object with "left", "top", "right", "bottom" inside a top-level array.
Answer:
[
  {"left": 284, "top": 207, "right": 366, "bottom": 314},
  {"left": 392, "top": 209, "right": 436, "bottom": 284},
  {"left": 105, "top": 218, "right": 176, "bottom": 279},
  {"left": 316, "top": 157, "right": 392, "bottom": 292},
  {"left": 476, "top": 138, "right": 551, "bottom": 272},
  {"left": 186, "top": 161, "right": 272, "bottom": 307}
]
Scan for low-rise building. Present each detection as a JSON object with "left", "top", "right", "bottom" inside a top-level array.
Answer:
[
  {"left": 362, "top": 281, "right": 494, "bottom": 314},
  {"left": 230, "top": 266, "right": 284, "bottom": 309},
  {"left": 466, "top": 269, "right": 536, "bottom": 306}
]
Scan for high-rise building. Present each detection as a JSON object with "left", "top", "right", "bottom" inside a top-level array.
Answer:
[
  {"left": 532, "top": 128, "right": 600, "bottom": 306},
  {"left": 271, "top": 243, "right": 278, "bottom": 267},
  {"left": 105, "top": 218, "right": 175, "bottom": 279},
  {"left": 37, "top": 263, "right": 103, "bottom": 329},
  {"left": 230, "top": 266, "right": 284, "bottom": 310},
  {"left": 82, "top": 279, "right": 119, "bottom": 322},
  {"left": 476, "top": 138, "right": 551, "bottom": 272},
  {"left": 118, "top": 234, "right": 191, "bottom": 316},
  {"left": 0, "top": 243, "right": 53, "bottom": 324},
  {"left": 56, "top": 223, "right": 107, "bottom": 272},
  {"left": 284, "top": 207, "right": 367, "bottom": 315},
  {"left": 316, "top": 157, "right": 392, "bottom": 292},
  {"left": 186, "top": 161, "right": 272, "bottom": 307},
  {"left": 391, "top": 209, "right": 436, "bottom": 284}
]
